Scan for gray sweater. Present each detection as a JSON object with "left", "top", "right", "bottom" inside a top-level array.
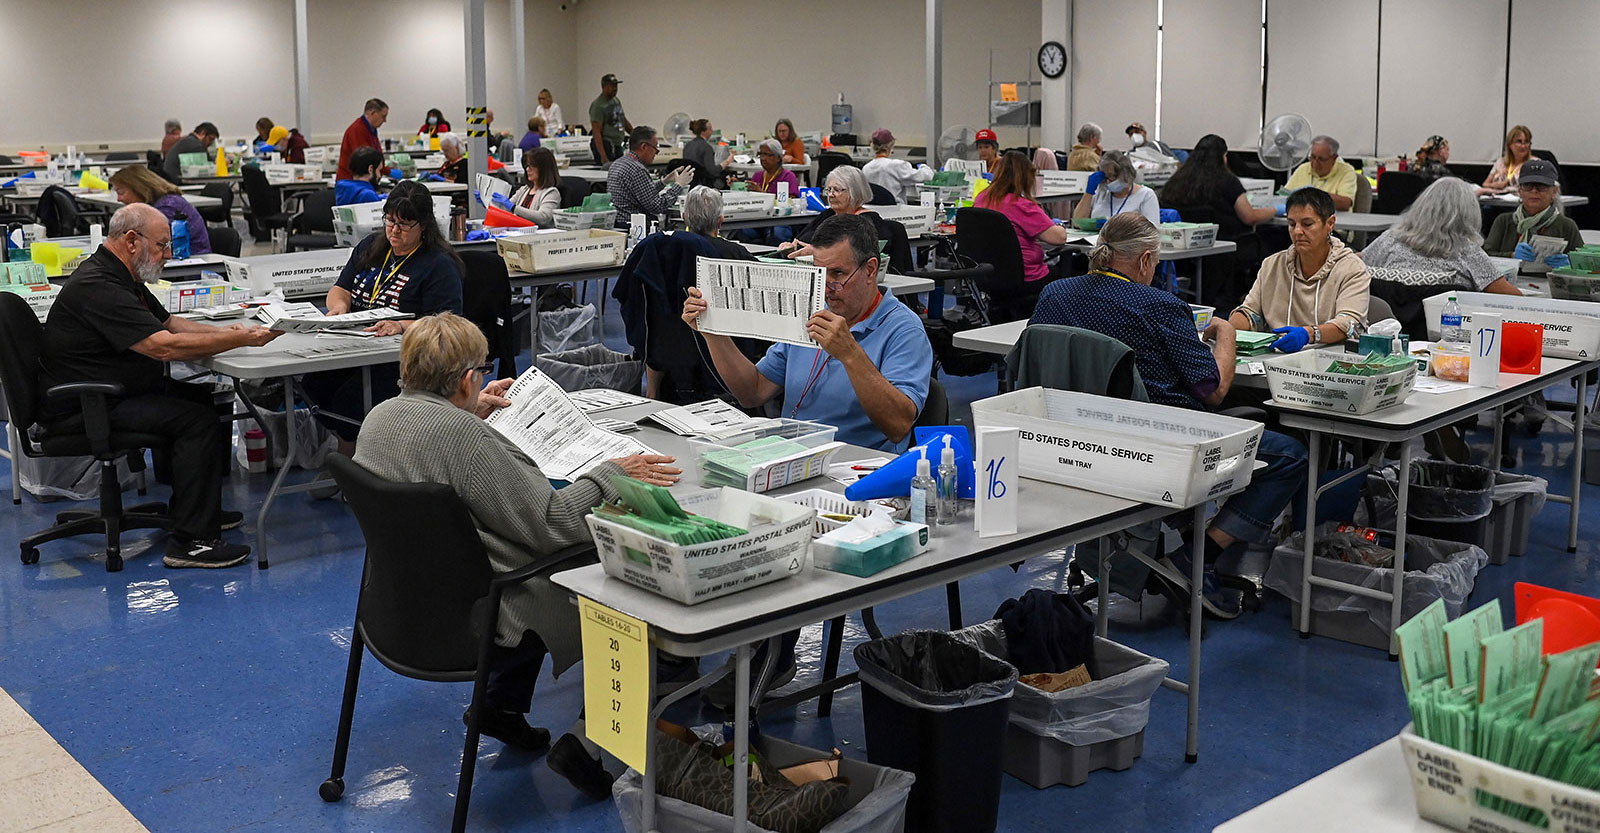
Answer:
[{"left": 354, "top": 390, "right": 622, "bottom": 674}]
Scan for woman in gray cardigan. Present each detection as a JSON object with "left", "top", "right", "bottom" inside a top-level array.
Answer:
[{"left": 353, "top": 313, "right": 679, "bottom": 799}]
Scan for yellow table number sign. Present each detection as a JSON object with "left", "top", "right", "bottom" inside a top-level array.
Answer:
[{"left": 578, "top": 596, "right": 650, "bottom": 772}]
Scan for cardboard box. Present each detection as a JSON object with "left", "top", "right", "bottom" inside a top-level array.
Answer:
[
  {"left": 1264, "top": 350, "right": 1417, "bottom": 414},
  {"left": 0, "top": 283, "right": 60, "bottom": 321},
  {"left": 686, "top": 420, "right": 840, "bottom": 493},
  {"left": 495, "top": 228, "right": 626, "bottom": 273},
  {"left": 869, "top": 203, "right": 938, "bottom": 237},
  {"left": 586, "top": 488, "right": 815, "bottom": 605},
  {"left": 1399, "top": 725, "right": 1600, "bottom": 833},
  {"left": 550, "top": 136, "right": 592, "bottom": 158},
  {"left": 1038, "top": 169, "right": 1091, "bottom": 193},
  {"left": 1421, "top": 291, "right": 1600, "bottom": 360},
  {"left": 971, "top": 387, "right": 1262, "bottom": 507},
  {"left": 224, "top": 248, "right": 350, "bottom": 298},
  {"left": 1239, "top": 177, "right": 1276, "bottom": 198},
  {"left": 1159, "top": 222, "right": 1219, "bottom": 250},
  {"left": 551, "top": 208, "right": 617, "bottom": 230}
]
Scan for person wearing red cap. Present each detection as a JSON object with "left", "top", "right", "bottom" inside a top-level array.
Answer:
[
  {"left": 974, "top": 128, "right": 1000, "bottom": 174},
  {"left": 862, "top": 128, "right": 934, "bottom": 203}
]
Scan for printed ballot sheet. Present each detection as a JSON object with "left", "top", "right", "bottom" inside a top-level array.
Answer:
[
  {"left": 695, "top": 257, "right": 827, "bottom": 347},
  {"left": 256, "top": 304, "right": 411, "bottom": 333},
  {"left": 647, "top": 398, "right": 769, "bottom": 438},
  {"left": 567, "top": 388, "right": 652, "bottom": 414},
  {"left": 485, "top": 366, "right": 658, "bottom": 482}
]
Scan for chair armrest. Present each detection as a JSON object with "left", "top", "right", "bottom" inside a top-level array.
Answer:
[
  {"left": 1219, "top": 405, "right": 1268, "bottom": 423},
  {"left": 490, "top": 543, "right": 599, "bottom": 592},
  {"left": 903, "top": 264, "right": 995, "bottom": 283},
  {"left": 45, "top": 381, "right": 125, "bottom": 457}
]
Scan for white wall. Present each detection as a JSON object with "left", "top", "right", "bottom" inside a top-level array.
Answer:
[
  {"left": 564, "top": 0, "right": 1040, "bottom": 149},
  {"left": 1, "top": 0, "right": 575, "bottom": 150},
  {"left": 1507, "top": 0, "right": 1600, "bottom": 166}
]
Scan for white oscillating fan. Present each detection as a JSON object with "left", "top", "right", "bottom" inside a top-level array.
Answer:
[
  {"left": 662, "top": 112, "right": 693, "bottom": 142},
  {"left": 1258, "top": 113, "right": 1313, "bottom": 172},
  {"left": 937, "top": 125, "right": 979, "bottom": 163}
]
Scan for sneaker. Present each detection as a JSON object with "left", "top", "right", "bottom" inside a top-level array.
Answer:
[
  {"left": 547, "top": 732, "right": 614, "bottom": 801},
  {"left": 220, "top": 510, "right": 244, "bottom": 531},
  {"left": 1157, "top": 551, "right": 1242, "bottom": 620},
  {"left": 163, "top": 537, "right": 251, "bottom": 569},
  {"left": 465, "top": 707, "right": 550, "bottom": 752}
]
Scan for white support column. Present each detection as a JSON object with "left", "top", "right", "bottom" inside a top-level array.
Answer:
[
  {"left": 925, "top": 0, "right": 943, "bottom": 169},
  {"left": 293, "top": 0, "right": 311, "bottom": 135},
  {"left": 512, "top": 0, "right": 528, "bottom": 121},
  {"left": 464, "top": 0, "right": 489, "bottom": 220},
  {"left": 1041, "top": 0, "right": 1071, "bottom": 151}
]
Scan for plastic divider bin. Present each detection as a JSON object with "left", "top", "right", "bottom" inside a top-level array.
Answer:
[
  {"left": 1262, "top": 523, "right": 1489, "bottom": 650},
  {"left": 854, "top": 631, "right": 1017, "bottom": 833},
  {"left": 613, "top": 728, "right": 916, "bottom": 833},
  {"left": 1399, "top": 724, "right": 1600, "bottom": 833},
  {"left": 687, "top": 419, "right": 840, "bottom": 494},
  {"left": 948, "top": 621, "right": 1169, "bottom": 788}
]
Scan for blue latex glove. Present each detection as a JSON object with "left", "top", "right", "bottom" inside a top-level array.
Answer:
[
  {"left": 464, "top": 229, "right": 492, "bottom": 241},
  {"left": 420, "top": 173, "right": 446, "bottom": 182},
  {"left": 1085, "top": 170, "right": 1105, "bottom": 195},
  {"left": 1545, "top": 252, "right": 1571, "bottom": 269},
  {"left": 489, "top": 192, "right": 516, "bottom": 212},
  {"left": 1513, "top": 242, "right": 1537, "bottom": 261},
  {"left": 1271, "top": 326, "right": 1311, "bottom": 353},
  {"left": 388, "top": 168, "right": 403, "bottom": 179},
  {"left": 1275, "top": 202, "right": 1288, "bottom": 217}
]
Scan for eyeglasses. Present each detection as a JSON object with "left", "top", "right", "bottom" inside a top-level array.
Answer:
[
  {"left": 822, "top": 186, "right": 847, "bottom": 196},
  {"left": 383, "top": 216, "right": 420, "bottom": 231},
  {"left": 129, "top": 229, "right": 172, "bottom": 252},
  {"left": 824, "top": 260, "right": 871, "bottom": 291},
  {"left": 464, "top": 362, "right": 495, "bottom": 378},
  {"left": 1518, "top": 183, "right": 1553, "bottom": 192}
]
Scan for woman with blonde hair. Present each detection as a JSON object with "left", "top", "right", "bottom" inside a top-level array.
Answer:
[
  {"left": 1479, "top": 124, "right": 1533, "bottom": 195},
  {"left": 108, "top": 166, "right": 212, "bottom": 255}
]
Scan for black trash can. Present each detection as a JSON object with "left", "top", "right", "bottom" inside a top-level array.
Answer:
[
  {"left": 854, "top": 630, "right": 1018, "bottom": 833},
  {"left": 1406, "top": 460, "right": 1495, "bottom": 550}
]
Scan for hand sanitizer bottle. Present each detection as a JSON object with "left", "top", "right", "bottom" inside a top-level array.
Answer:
[
  {"left": 936, "top": 435, "right": 958, "bottom": 525},
  {"left": 909, "top": 447, "right": 934, "bottom": 527}
]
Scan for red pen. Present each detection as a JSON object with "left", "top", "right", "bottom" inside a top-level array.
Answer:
[{"left": 851, "top": 464, "right": 882, "bottom": 471}]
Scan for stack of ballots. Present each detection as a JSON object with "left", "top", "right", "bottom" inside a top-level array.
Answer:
[
  {"left": 1235, "top": 330, "right": 1279, "bottom": 357},
  {"left": 592, "top": 475, "right": 747, "bottom": 546}
]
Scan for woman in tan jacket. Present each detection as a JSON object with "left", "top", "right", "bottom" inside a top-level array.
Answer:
[{"left": 1230, "top": 187, "right": 1370, "bottom": 352}]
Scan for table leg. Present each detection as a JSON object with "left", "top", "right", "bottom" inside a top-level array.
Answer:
[
  {"left": 1571, "top": 371, "right": 1586, "bottom": 553},
  {"left": 1193, "top": 257, "right": 1204, "bottom": 304},
  {"left": 1389, "top": 441, "right": 1413, "bottom": 659},
  {"left": 1491, "top": 404, "right": 1504, "bottom": 472},
  {"left": 732, "top": 643, "right": 752, "bottom": 833},
  {"left": 1186, "top": 504, "right": 1204, "bottom": 763},
  {"left": 256, "top": 376, "right": 298, "bottom": 569},
  {"left": 1095, "top": 537, "right": 1110, "bottom": 638},
  {"left": 945, "top": 582, "right": 962, "bottom": 630},
  {"left": 1298, "top": 431, "right": 1323, "bottom": 636},
  {"left": 642, "top": 647, "right": 659, "bottom": 833},
  {"left": 361, "top": 367, "right": 372, "bottom": 414}
]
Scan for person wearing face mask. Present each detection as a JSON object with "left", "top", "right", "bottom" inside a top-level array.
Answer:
[
  {"left": 1072, "top": 150, "right": 1161, "bottom": 225},
  {"left": 1482, "top": 158, "right": 1583, "bottom": 269},
  {"left": 38, "top": 204, "right": 281, "bottom": 568},
  {"left": 683, "top": 213, "right": 931, "bottom": 453},
  {"left": 1230, "top": 187, "right": 1370, "bottom": 353},
  {"left": 1125, "top": 122, "right": 1176, "bottom": 158},
  {"left": 1030, "top": 214, "right": 1309, "bottom": 619},
  {"left": 419, "top": 108, "right": 451, "bottom": 136}
]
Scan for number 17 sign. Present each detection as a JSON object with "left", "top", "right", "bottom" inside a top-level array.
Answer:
[{"left": 578, "top": 596, "right": 651, "bottom": 772}]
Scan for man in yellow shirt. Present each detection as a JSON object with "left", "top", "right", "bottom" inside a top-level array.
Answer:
[{"left": 1286, "top": 135, "right": 1357, "bottom": 211}]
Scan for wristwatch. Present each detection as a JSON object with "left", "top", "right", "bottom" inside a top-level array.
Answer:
[{"left": 1309, "top": 326, "right": 1322, "bottom": 344}]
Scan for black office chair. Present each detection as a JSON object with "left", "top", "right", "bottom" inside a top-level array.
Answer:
[
  {"left": 947, "top": 206, "right": 1037, "bottom": 323},
  {"left": 104, "top": 151, "right": 140, "bottom": 163},
  {"left": 196, "top": 182, "right": 235, "bottom": 225},
  {"left": 318, "top": 453, "right": 596, "bottom": 833},
  {"left": 868, "top": 183, "right": 898, "bottom": 206},
  {"left": 146, "top": 151, "right": 177, "bottom": 184},
  {"left": 1165, "top": 203, "right": 1256, "bottom": 311},
  {"left": 207, "top": 225, "right": 242, "bottom": 257},
  {"left": 1373, "top": 171, "right": 1428, "bottom": 216},
  {"left": 459, "top": 250, "right": 519, "bottom": 379},
  {"left": 0, "top": 154, "right": 12, "bottom": 165},
  {"left": 674, "top": 157, "right": 716, "bottom": 190},
  {"left": 816, "top": 151, "right": 855, "bottom": 187},
  {"left": 557, "top": 175, "right": 590, "bottom": 209},
  {"left": 913, "top": 377, "right": 949, "bottom": 427},
  {"left": 0, "top": 295, "right": 169, "bottom": 572},
  {"left": 239, "top": 165, "right": 294, "bottom": 243},
  {"left": 37, "top": 186, "right": 85, "bottom": 237},
  {"left": 285, "top": 188, "right": 338, "bottom": 252}
]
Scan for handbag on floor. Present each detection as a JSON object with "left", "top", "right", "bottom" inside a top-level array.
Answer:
[{"left": 653, "top": 721, "right": 850, "bottom": 833}]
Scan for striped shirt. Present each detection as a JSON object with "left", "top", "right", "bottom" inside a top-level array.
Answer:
[{"left": 606, "top": 152, "right": 683, "bottom": 223}]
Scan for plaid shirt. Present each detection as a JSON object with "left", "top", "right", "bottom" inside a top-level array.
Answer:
[{"left": 606, "top": 153, "right": 683, "bottom": 222}]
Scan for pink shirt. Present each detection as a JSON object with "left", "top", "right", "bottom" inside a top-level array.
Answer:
[{"left": 977, "top": 192, "right": 1055, "bottom": 282}]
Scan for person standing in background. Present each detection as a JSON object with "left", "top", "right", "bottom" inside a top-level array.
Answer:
[
  {"left": 588, "top": 74, "right": 631, "bottom": 165},
  {"left": 534, "top": 88, "right": 565, "bottom": 135},
  {"left": 160, "top": 119, "right": 183, "bottom": 156},
  {"left": 338, "top": 98, "right": 387, "bottom": 181}
]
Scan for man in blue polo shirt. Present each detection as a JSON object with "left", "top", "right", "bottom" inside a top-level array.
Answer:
[
  {"left": 1031, "top": 213, "right": 1308, "bottom": 620},
  {"left": 682, "top": 213, "right": 932, "bottom": 453},
  {"left": 334, "top": 147, "right": 386, "bottom": 206}
]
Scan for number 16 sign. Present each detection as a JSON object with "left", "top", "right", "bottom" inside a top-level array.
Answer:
[
  {"left": 974, "top": 426, "right": 1018, "bottom": 538},
  {"left": 578, "top": 596, "right": 650, "bottom": 772}
]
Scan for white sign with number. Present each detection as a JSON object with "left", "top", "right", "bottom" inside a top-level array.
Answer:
[
  {"left": 974, "top": 426, "right": 1018, "bottom": 538},
  {"left": 1467, "top": 312, "right": 1502, "bottom": 388}
]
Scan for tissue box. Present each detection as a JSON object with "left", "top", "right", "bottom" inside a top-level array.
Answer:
[{"left": 813, "top": 521, "right": 930, "bottom": 577}]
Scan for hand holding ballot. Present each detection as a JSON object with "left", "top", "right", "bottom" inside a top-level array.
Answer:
[{"left": 473, "top": 376, "right": 515, "bottom": 419}]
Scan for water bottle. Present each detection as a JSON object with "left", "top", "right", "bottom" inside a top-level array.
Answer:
[{"left": 1441, "top": 294, "right": 1467, "bottom": 343}]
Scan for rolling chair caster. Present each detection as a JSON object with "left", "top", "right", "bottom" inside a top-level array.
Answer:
[
  {"left": 106, "top": 550, "right": 123, "bottom": 572},
  {"left": 319, "top": 777, "right": 344, "bottom": 802},
  {"left": 20, "top": 546, "right": 38, "bottom": 565}
]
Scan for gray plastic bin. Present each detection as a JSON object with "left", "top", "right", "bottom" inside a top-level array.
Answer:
[
  {"left": 1263, "top": 523, "right": 1488, "bottom": 651},
  {"left": 948, "top": 621, "right": 1169, "bottom": 788},
  {"left": 613, "top": 727, "right": 915, "bottom": 833},
  {"left": 1363, "top": 470, "right": 1546, "bottom": 565}
]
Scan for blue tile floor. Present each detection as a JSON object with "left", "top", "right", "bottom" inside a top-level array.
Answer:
[{"left": 2, "top": 300, "right": 1598, "bottom": 832}]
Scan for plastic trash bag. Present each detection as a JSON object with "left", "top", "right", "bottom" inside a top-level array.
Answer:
[
  {"left": 947, "top": 620, "right": 1169, "bottom": 746},
  {"left": 19, "top": 451, "right": 137, "bottom": 502},
  {"left": 1407, "top": 460, "right": 1494, "bottom": 521},
  {"left": 534, "top": 344, "right": 642, "bottom": 393},
  {"left": 237, "top": 404, "right": 337, "bottom": 471},
  {"left": 853, "top": 630, "right": 1017, "bottom": 713},
  {"left": 1362, "top": 468, "right": 1546, "bottom": 530},
  {"left": 1263, "top": 522, "right": 1489, "bottom": 631},
  {"left": 538, "top": 303, "right": 600, "bottom": 354},
  {"left": 613, "top": 726, "right": 915, "bottom": 833}
]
